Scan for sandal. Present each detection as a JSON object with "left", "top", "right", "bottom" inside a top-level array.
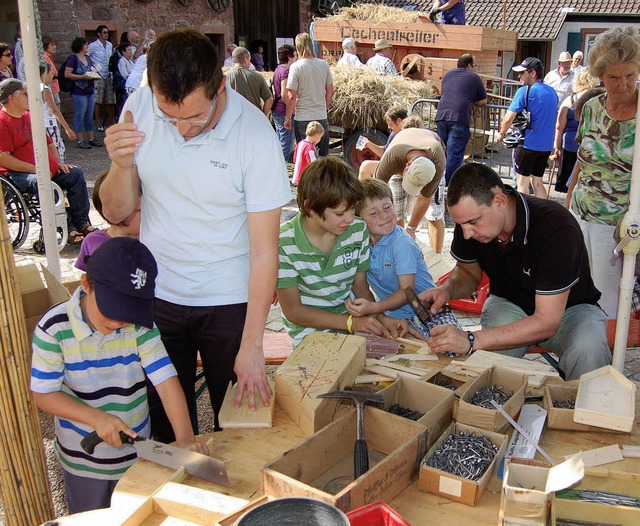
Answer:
[
  {"left": 68, "top": 230, "right": 85, "bottom": 245},
  {"left": 80, "top": 224, "right": 98, "bottom": 236}
]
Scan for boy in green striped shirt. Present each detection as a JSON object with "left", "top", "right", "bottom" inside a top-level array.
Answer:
[
  {"left": 277, "top": 156, "right": 409, "bottom": 347},
  {"left": 31, "top": 238, "right": 207, "bottom": 514}
]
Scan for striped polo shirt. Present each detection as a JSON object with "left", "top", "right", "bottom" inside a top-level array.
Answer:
[
  {"left": 31, "top": 287, "right": 177, "bottom": 480},
  {"left": 277, "top": 213, "right": 370, "bottom": 345}
]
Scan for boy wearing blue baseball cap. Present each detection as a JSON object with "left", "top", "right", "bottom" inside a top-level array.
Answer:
[{"left": 31, "top": 237, "right": 207, "bottom": 514}]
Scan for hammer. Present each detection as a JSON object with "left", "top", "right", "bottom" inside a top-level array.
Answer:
[{"left": 317, "top": 390, "right": 384, "bottom": 479}]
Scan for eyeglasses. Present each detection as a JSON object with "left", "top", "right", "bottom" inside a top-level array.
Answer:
[
  {"left": 2, "top": 52, "right": 12, "bottom": 57},
  {"left": 101, "top": 31, "right": 110, "bottom": 35},
  {"left": 471, "top": 63, "right": 478, "bottom": 67},
  {"left": 151, "top": 94, "right": 217, "bottom": 129}
]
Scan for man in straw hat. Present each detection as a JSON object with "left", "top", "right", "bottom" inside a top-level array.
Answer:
[
  {"left": 544, "top": 51, "right": 575, "bottom": 108},
  {"left": 366, "top": 38, "right": 398, "bottom": 76}
]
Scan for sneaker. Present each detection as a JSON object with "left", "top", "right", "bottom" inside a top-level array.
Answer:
[
  {"left": 96, "top": 124, "right": 105, "bottom": 132},
  {"left": 77, "top": 141, "right": 91, "bottom": 149},
  {"left": 88, "top": 139, "right": 103, "bottom": 147}
]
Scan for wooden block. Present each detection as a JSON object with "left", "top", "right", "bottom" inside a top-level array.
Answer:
[
  {"left": 565, "top": 445, "right": 623, "bottom": 468},
  {"left": 275, "top": 332, "right": 366, "bottom": 435},
  {"left": 622, "top": 445, "right": 640, "bottom": 458},
  {"left": 263, "top": 332, "right": 293, "bottom": 365},
  {"left": 218, "top": 381, "right": 276, "bottom": 429},
  {"left": 355, "top": 374, "right": 395, "bottom": 384},
  {"left": 367, "top": 358, "right": 428, "bottom": 377}
]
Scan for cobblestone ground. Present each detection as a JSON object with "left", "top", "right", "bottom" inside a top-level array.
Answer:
[{"left": 2, "top": 132, "right": 639, "bottom": 524}]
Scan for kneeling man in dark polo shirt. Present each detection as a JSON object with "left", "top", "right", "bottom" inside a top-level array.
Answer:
[{"left": 420, "top": 163, "right": 611, "bottom": 380}]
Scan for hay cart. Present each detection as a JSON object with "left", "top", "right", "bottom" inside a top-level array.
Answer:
[{"left": 313, "top": 14, "right": 517, "bottom": 169}]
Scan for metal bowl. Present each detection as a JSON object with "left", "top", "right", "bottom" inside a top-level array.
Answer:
[{"left": 236, "top": 497, "right": 349, "bottom": 526}]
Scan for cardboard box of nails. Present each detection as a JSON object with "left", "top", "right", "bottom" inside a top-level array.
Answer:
[
  {"left": 418, "top": 421, "right": 508, "bottom": 506},
  {"left": 378, "top": 375, "right": 455, "bottom": 447},
  {"left": 420, "top": 369, "right": 473, "bottom": 397},
  {"left": 551, "top": 469, "right": 640, "bottom": 525},
  {"left": 453, "top": 365, "right": 527, "bottom": 433},
  {"left": 543, "top": 383, "right": 627, "bottom": 433},
  {"left": 262, "top": 406, "right": 428, "bottom": 513}
]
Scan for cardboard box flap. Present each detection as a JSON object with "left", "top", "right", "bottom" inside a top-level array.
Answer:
[
  {"left": 41, "top": 265, "right": 72, "bottom": 305},
  {"left": 546, "top": 453, "right": 584, "bottom": 493},
  {"left": 15, "top": 263, "right": 44, "bottom": 294}
]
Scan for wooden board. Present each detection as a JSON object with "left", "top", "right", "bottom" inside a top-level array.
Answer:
[
  {"left": 574, "top": 366, "right": 637, "bottom": 432},
  {"left": 263, "top": 332, "right": 293, "bottom": 365},
  {"left": 443, "top": 350, "right": 559, "bottom": 388},
  {"left": 218, "top": 381, "right": 276, "bottom": 429}
]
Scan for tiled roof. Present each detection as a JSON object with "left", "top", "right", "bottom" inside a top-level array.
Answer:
[
  {"left": 357, "top": 1, "right": 640, "bottom": 40},
  {"left": 466, "top": 1, "right": 640, "bottom": 40}
]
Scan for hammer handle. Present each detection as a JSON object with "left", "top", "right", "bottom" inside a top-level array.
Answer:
[{"left": 354, "top": 438, "right": 369, "bottom": 479}]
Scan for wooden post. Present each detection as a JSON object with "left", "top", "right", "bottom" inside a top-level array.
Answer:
[{"left": 0, "top": 192, "right": 54, "bottom": 524}]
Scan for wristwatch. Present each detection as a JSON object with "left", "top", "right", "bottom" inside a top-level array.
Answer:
[
  {"left": 466, "top": 331, "right": 475, "bottom": 355},
  {"left": 406, "top": 225, "right": 417, "bottom": 232}
]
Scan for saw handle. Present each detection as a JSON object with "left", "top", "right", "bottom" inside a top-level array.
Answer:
[{"left": 81, "top": 431, "right": 134, "bottom": 454}]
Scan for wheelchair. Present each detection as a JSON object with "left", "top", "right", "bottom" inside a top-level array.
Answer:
[{"left": 1, "top": 176, "right": 68, "bottom": 253}]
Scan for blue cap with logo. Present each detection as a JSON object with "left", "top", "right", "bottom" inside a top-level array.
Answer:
[{"left": 86, "top": 237, "right": 158, "bottom": 329}]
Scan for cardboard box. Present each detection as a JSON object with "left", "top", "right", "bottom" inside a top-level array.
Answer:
[
  {"left": 275, "top": 332, "right": 366, "bottom": 435},
  {"left": 378, "top": 375, "right": 454, "bottom": 446},
  {"left": 552, "top": 469, "right": 640, "bottom": 526},
  {"left": 17, "top": 263, "right": 70, "bottom": 341},
  {"left": 421, "top": 369, "right": 471, "bottom": 397},
  {"left": 262, "top": 406, "right": 428, "bottom": 513},
  {"left": 454, "top": 366, "right": 526, "bottom": 433},
  {"left": 418, "top": 422, "right": 508, "bottom": 506},
  {"left": 543, "top": 384, "right": 625, "bottom": 433},
  {"left": 499, "top": 456, "right": 584, "bottom": 526}
]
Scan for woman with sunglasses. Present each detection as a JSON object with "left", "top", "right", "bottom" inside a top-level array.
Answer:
[{"left": 0, "top": 43, "right": 14, "bottom": 80}]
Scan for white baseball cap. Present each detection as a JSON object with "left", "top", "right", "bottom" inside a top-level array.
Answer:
[{"left": 402, "top": 156, "right": 436, "bottom": 196}]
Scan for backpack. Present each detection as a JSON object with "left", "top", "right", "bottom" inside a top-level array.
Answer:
[
  {"left": 112, "top": 59, "right": 126, "bottom": 95},
  {"left": 58, "top": 55, "right": 75, "bottom": 92},
  {"left": 108, "top": 50, "right": 120, "bottom": 73}
]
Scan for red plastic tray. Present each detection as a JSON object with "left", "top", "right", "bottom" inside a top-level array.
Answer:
[
  {"left": 346, "top": 501, "right": 411, "bottom": 526},
  {"left": 437, "top": 271, "right": 490, "bottom": 314}
]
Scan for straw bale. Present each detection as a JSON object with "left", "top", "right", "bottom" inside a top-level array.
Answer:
[
  {"left": 328, "top": 65, "right": 435, "bottom": 131},
  {"left": 325, "top": 4, "right": 425, "bottom": 24}
]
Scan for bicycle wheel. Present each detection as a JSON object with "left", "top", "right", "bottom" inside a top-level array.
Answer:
[{"left": 1, "top": 177, "right": 29, "bottom": 248}]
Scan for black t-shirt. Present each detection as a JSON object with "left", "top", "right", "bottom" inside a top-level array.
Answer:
[{"left": 451, "top": 188, "right": 601, "bottom": 315}]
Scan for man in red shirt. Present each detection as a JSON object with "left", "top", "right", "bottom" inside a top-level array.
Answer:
[{"left": 0, "top": 79, "right": 92, "bottom": 243}]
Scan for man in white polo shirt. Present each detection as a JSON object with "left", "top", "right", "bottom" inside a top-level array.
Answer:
[{"left": 99, "top": 29, "right": 291, "bottom": 441}]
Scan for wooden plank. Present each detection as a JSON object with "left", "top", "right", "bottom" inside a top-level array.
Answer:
[
  {"left": 565, "top": 445, "right": 623, "bottom": 468},
  {"left": 218, "top": 381, "right": 276, "bottom": 429},
  {"left": 312, "top": 19, "right": 517, "bottom": 53}
]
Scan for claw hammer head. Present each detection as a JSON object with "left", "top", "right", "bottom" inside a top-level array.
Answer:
[{"left": 317, "top": 390, "right": 384, "bottom": 407}]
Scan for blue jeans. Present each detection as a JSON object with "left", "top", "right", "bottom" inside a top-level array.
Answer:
[
  {"left": 273, "top": 112, "right": 295, "bottom": 162},
  {"left": 437, "top": 121, "right": 470, "bottom": 185},
  {"left": 8, "top": 168, "right": 91, "bottom": 231},
  {"left": 72, "top": 93, "right": 95, "bottom": 134},
  {"left": 480, "top": 295, "right": 611, "bottom": 380},
  {"left": 294, "top": 118, "right": 330, "bottom": 157}
]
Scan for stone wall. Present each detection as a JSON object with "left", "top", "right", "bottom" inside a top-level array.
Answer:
[{"left": 37, "top": 0, "right": 234, "bottom": 58}]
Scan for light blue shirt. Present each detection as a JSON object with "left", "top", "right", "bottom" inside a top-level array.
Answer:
[
  {"left": 87, "top": 38, "right": 113, "bottom": 79},
  {"left": 367, "top": 226, "right": 436, "bottom": 319}
]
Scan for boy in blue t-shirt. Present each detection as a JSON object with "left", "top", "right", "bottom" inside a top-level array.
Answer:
[
  {"left": 277, "top": 156, "right": 410, "bottom": 346},
  {"left": 349, "top": 179, "right": 459, "bottom": 337},
  {"left": 31, "top": 237, "right": 208, "bottom": 514}
]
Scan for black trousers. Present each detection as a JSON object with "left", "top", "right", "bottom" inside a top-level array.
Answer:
[{"left": 147, "top": 298, "right": 247, "bottom": 442}]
